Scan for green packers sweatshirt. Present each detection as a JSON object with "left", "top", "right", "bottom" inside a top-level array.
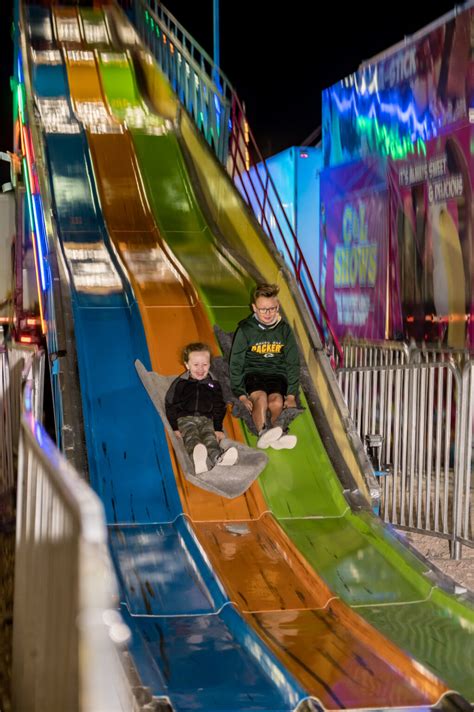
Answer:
[{"left": 229, "top": 313, "right": 300, "bottom": 396}]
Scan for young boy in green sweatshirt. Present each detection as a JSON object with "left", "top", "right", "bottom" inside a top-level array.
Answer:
[{"left": 229, "top": 283, "right": 299, "bottom": 449}]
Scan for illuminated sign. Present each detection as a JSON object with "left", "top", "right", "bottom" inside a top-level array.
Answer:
[
  {"left": 323, "top": 9, "right": 471, "bottom": 167},
  {"left": 334, "top": 203, "right": 377, "bottom": 288}
]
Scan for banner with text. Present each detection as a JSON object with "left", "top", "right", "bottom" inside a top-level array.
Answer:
[{"left": 320, "top": 159, "right": 388, "bottom": 340}]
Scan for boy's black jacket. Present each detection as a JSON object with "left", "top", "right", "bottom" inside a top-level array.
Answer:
[{"left": 165, "top": 371, "right": 227, "bottom": 430}]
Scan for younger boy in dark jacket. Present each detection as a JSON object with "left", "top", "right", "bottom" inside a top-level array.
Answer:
[
  {"left": 165, "top": 342, "right": 238, "bottom": 474},
  {"left": 230, "top": 283, "right": 299, "bottom": 449}
]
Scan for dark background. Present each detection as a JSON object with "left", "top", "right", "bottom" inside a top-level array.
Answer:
[
  {"left": 161, "top": 0, "right": 463, "bottom": 156},
  {"left": 0, "top": 0, "right": 464, "bottom": 170}
]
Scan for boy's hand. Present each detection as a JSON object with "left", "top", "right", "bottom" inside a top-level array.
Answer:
[
  {"left": 284, "top": 395, "right": 297, "bottom": 409},
  {"left": 215, "top": 430, "right": 225, "bottom": 442},
  {"left": 239, "top": 395, "right": 253, "bottom": 413},
  {"left": 174, "top": 430, "right": 182, "bottom": 438}
]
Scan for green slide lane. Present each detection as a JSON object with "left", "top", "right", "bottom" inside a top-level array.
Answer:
[
  {"left": 97, "top": 43, "right": 474, "bottom": 698},
  {"left": 97, "top": 50, "right": 252, "bottom": 331}
]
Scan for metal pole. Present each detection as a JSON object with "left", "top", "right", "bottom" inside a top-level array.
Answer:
[{"left": 213, "top": 0, "right": 220, "bottom": 69}]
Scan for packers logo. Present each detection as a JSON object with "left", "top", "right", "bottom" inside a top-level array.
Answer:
[{"left": 251, "top": 342, "right": 283, "bottom": 355}]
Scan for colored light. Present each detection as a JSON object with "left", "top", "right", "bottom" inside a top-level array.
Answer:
[
  {"left": 35, "top": 422, "right": 44, "bottom": 447},
  {"left": 17, "top": 84, "right": 25, "bottom": 125},
  {"left": 21, "top": 134, "right": 48, "bottom": 293},
  {"left": 17, "top": 52, "right": 24, "bottom": 84},
  {"left": 32, "top": 194, "right": 49, "bottom": 290},
  {"left": 325, "top": 70, "right": 447, "bottom": 166},
  {"left": 356, "top": 115, "right": 427, "bottom": 160},
  {"left": 22, "top": 159, "right": 35, "bottom": 238},
  {"left": 28, "top": 224, "right": 46, "bottom": 334},
  {"left": 22, "top": 125, "right": 40, "bottom": 194},
  {"left": 22, "top": 158, "right": 46, "bottom": 334},
  {"left": 20, "top": 335, "right": 33, "bottom": 344}
]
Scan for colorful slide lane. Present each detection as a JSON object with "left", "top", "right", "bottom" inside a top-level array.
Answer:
[
  {"left": 104, "top": 3, "right": 474, "bottom": 701},
  {"left": 101, "top": 5, "right": 474, "bottom": 700},
  {"left": 25, "top": 7, "right": 307, "bottom": 711},
  {"left": 23, "top": 2, "right": 473, "bottom": 708},
  {"left": 54, "top": 7, "right": 448, "bottom": 708}
]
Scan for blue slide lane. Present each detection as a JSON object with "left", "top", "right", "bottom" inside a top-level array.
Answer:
[{"left": 25, "top": 7, "right": 305, "bottom": 709}]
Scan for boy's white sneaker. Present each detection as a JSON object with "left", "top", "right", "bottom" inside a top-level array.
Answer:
[
  {"left": 193, "top": 443, "right": 208, "bottom": 474},
  {"left": 270, "top": 434, "right": 297, "bottom": 450},
  {"left": 257, "top": 426, "right": 283, "bottom": 449},
  {"left": 216, "top": 446, "right": 238, "bottom": 467}
]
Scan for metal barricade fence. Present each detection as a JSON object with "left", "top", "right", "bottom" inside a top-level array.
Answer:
[
  {"left": 458, "top": 362, "right": 474, "bottom": 551},
  {"left": 337, "top": 361, "right": 465, "bottom": 548},
  {"left": 342, "top": 337, "right": 471, "bottom": 368},
  {"left": 0, "top": 347, "right": 14, "bottom": 493},
  {"left": 410, "top": 343, "right": 470, "bottom": 368},
  {"left": 342, "top": 338, "right": 410, "bottom": 368},
  {"left": 0, "top": 346, "right": 45, "bottom": 496},
  {"left": 12, "top": 362, "right": 134, "bottom": 711},
  {"left": 8, "top": 343, "right": 45, "bottom": 428}
]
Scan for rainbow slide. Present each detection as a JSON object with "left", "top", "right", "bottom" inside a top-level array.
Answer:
[{"left": 21, "top": 2, "right": 474, "bottom": 709}]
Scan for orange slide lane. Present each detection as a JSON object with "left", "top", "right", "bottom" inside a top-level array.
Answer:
[{"left": 53, "top": 6, "right": 451, "bottom": 707}]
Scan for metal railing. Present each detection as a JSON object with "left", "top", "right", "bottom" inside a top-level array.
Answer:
[
  {"left": 342, "top": 336, "right": 471, "bottom": 368},
  {"left": 338, "top": 357, "right": 473, "bottom": 556},
  {"left": 411, "top": 343, "right": 471, "bottom": 368},
  {"left": 125, "top": 0, "right": 343, "bottom": 365},
  {"left": 0, "top": 347, "right": 14, "bottom": 493},
  {"left": 0, "top": 345, "right": 41, "bottom": 495},
  {"left": 11, "top": 355, "right": 133, "bottom": 711},
  {"left": 342, "top": 338, "right": 410, "bottom": 368},
  {"left": 458, "top": 361, "right": 474, "bottom": 551}
]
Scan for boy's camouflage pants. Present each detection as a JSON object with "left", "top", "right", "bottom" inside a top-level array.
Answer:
[{"left": 177, "top": 415, "right": 222, "bottom": 464}]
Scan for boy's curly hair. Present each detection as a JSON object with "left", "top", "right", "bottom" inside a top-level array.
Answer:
[
  {"left": 253, "top": 283, "right": 280, "bottom": 301},
  {"left": 182, "top": 342, "right": 212, "bottom": 364}
]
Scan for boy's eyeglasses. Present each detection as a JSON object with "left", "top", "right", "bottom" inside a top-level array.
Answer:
[{"left": 256, "top": 306, "right": 279, "bottom": 314}]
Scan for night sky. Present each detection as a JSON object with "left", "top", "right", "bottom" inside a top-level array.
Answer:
[{"left": 0, "top": 0, "right": 465, "bottom": 169}]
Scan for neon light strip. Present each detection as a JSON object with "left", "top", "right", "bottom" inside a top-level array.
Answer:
[
  {"left": 17, "top": 51, "right": 47, "bottom": 333},
  {"left": 17, "top": 84, "right": 25, "bottom": 125},
  {"left": 22, "top": 125, "right": 40, "bottom": 194},
  {"left": 23, "top": 158, "right": 46, "bottom": 307},
  {"left": 17, "top": 51, "right": 24, "bottom": 84},
  {"left": 27, "top": 130, "right": 41, "bottom": 194},
  {"left": 22, "top": 159, "right": 35, "bottom": 242},
  {"left": 21, "top": 124, "right": 49, "bottom": 293},
  {"left": 22, "top": 157, "right": 46, "bottom": 334},
  {"left": 32, "top": 194, "right": 48, "bottom": 291},
  {"left": 22, "top": 129, "right": 47, "bottom": 290}
]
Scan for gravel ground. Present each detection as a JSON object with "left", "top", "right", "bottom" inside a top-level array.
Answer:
[{"left": 404, "top": 529, "right": 474, "bottom": 593}]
